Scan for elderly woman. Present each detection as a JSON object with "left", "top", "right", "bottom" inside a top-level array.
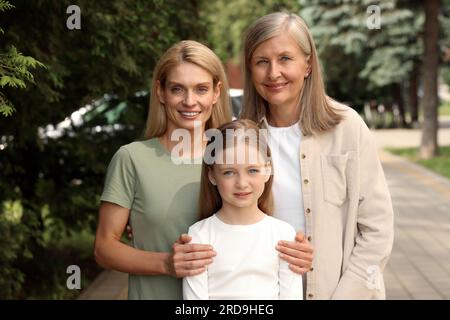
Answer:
[{"left": 240, "top": 12, "right": 394, "bottom": 300}]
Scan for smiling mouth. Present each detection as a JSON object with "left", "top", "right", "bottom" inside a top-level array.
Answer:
[
  {"left": 179, "top": 111, "right": 201, "bottom": 118},
  {"left": 234, "top": 192, "right": 252, "bottom": 197},
  {"left": 264, "top": 82, "right": 288, "bottom": 90}
]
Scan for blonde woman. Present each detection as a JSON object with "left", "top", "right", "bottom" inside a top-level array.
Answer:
[
  {"left": 240, "top": 12, "right": 394, "bottom": 299},
  {"left": 94, "top": 40, "right": 232, "bottom": 299}
]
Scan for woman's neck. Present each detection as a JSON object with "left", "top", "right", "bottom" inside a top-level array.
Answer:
[
  {"left": 267, "top": 99, "right": 301, "bottom": 127},
  {"left": 159, "top": 126, "right": 205, "bottom": 159},
  {"left": 266, "top": 88, "right": 303, "bottom": 127},
  {"left": 216, "top": 203, "right": 265, "bottom": 225}
]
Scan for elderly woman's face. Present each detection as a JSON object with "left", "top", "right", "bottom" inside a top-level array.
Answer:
[
  {"left": 251, "top": 34, "right": 310, "bottom": 111},
  {"left": 157, "top": 62, "right": 220, "bottom": 133}
]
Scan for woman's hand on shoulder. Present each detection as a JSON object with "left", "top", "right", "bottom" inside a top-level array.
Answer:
[
  {"left": 166, "top": 234, "right": 216, "bottom": 278},
  {"left": 277, "top": 231, "right": 314, "bottom": 275}
]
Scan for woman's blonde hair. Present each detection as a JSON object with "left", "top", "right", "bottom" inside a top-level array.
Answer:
[
  {"left": 199, "top": 119, "right": 273, "bottom": 220},
  {"left": 240, "top": 12, "right": 342, "bottom": 136},
  {"left": 144, "top": 40, "right": 232, "bottom": 139}
]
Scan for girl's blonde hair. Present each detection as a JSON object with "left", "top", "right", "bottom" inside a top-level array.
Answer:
[
  {"left": 240, "top": 12, "right": 342, "bottom": 136},
  {"left": 199, "top": 119, "right": 273, "bottom": 220},
  {"left": 144, "top": 40, "right": 232, "bottom": 139}
]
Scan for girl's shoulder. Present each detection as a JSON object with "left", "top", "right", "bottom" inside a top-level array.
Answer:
[
  {"left": 264, "top": 216, "right": 297, "bottom": 237},
  {"left": 187, "top": 215, "right": 220, "bottom": 244},
  {"left": 188, "top": 215, "right": 216, "bottom": 234}
]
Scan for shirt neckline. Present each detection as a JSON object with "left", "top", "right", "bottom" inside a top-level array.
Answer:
[
  {"left": 212, "top": 213, "right": 268, "bottom": 230},
  {"left": 266, "top": 121, "right": 302, "bottom": 137}
]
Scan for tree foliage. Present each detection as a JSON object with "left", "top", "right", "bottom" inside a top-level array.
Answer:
[
  {"left": 0, "top": 1, "right": 45, "bottom": 117},
  {"left": 299, "top": 0, "right": 422, "bottom": 106},
  {"left": 0, "top": 0, "right": 207, "bottom": 298},
  {"left": 200, "top": 0, "right": 300, "bottom": 62}
]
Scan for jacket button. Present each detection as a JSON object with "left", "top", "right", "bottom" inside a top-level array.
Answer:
[
  {"left": 308, "top": 293, "right": 314, "bottom": 299},
  {"left": 301, "top": 154, "right": 306, "bottom": 159},
  {"left": 307, "top": 236, "right": 312, "bottom": 242},
  {"left": 306, "top": 208, "right": 311, "bottom": 214},
  {"left": 304, "top": 179, "right": 309, "bottom": 184},
  {"left": 310, "top": 267, "right": 314, "bottom": 272}
]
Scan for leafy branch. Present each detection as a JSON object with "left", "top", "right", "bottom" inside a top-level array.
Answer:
[{"left": 0, "top": 0, "right": 46, "bottom": 117}]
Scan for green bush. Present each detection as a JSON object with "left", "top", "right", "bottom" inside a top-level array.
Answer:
[
  {"left": 0, "top": 199, "right": 102, "bottom": 299},
  {"left": 0, "top": 200, "right": 40, "bottom": 298}
]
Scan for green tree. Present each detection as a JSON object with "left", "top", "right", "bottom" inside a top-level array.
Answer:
[
  {"left": 300, "top": 0, "right": 422, "bottom": 126},
  {"left": 0, "top": 0, "right": 207, "bottom": 298},
  {"left": 420, "top": 0, "right": 441, "bottom": 158},
  {"left": 201, "top": 0, "right": 300, "bottom": 63},
  {"left": 0, "top": 0, "right": 45, "bottom": 117}
]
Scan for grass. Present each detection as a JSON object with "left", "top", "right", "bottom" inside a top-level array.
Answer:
[
  {"left": 439, "top": 101, "right": 450, "bottom": 116},
  {"left": 387, "top": 146, "right": 450, "bottom": 180}
]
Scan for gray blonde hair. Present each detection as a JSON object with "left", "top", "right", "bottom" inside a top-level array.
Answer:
[
  {"left": 240, "top": 12, "right": 342, "bottom": 136},
  {"left": 144, "top": 40, "right": 232, "bottom": 139}
]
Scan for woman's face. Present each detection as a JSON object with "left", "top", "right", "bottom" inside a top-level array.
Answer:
[
  {"left": 157, "top": 62, "right": 220, "bottom": 134},
  {"left": 250, "top": 33, "right": 310, "bottom": 110}
]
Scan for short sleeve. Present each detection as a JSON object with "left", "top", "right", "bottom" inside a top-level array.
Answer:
[{"left": 100, "top": 146, "right": 136, "bottom": 209}]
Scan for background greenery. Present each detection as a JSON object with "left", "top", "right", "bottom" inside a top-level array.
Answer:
[
  {"left": 1, "top": 0, "right": 449, "bottom": 299},
  {"left": 388, "top": 146, "right": 450, "bottom": 180}
]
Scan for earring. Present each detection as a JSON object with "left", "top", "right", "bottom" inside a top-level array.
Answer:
[{"left": 210, "top": 180, "right": 217, "bottom": 186}]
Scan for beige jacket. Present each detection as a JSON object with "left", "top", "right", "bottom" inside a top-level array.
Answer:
[{"left": 260, "top": 103, "right": 394, "bottom": 300}]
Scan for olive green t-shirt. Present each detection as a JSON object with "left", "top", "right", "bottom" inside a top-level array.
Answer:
[{"left": 100, "top": 138, "right": 202, "bottom": 299}]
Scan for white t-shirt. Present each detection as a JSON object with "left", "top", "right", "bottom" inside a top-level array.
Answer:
[
  {"left": 267, "top": 122, "right": 305, "bottom": 233},
  {"left": 182, "top": 214, "right": 303, "bottom": 300}
]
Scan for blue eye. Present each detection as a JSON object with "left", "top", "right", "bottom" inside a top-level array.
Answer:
[
  {"left": 248, "top": 168, "right": 259, "bottom": 174},
  {"left": 256, "top": 60, "right": 268, "bottom": 65},
  {"left": 280, "top": 56, "right": 291, "bottom": 61},
  {"left": 223, "top": 171, "right": 234, "bottom": 176}
]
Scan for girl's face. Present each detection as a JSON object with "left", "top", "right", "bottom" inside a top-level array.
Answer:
[
  {"left": 208, "top": 144, "right": 271, "bottom": 210},
  {"left": 157, "top": 62, "right": 221, "bottom": 134},
  {"left": 250, "top": 33, "right": 310, "bottom": 110}
]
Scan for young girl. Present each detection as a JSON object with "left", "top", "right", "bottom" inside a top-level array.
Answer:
[{"left": 182, "top": 119, "right": 303, "bottom": 300}]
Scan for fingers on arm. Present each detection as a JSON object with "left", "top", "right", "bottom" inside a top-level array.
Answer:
[
  {"left": 288, "top": 264, "right": 311, "bottom": 275},
  {"left": 277, "top": 240, "right": 314, "bottom": 274},
  {"left": 295, "top": 231, "right": 305, "bottom": 242},
  {"left": 171, "top": 242, "right": 216, "bottom": 277}
]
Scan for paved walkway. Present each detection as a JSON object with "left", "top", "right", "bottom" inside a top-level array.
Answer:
[
  {"left": 78, "top": 119, "right": 450, "bottom": 300},
  {"left": 373, "top": 115, "right": 450, "bottom": 148},
  {"left": 380, "top": 150, "right": 450, "bottom": 299},
  {"left": 373, "top": 118, "right": 450, "bottom": 300},
  {"left": 77, "top": 269, "right": 128, "bottom": 300}
]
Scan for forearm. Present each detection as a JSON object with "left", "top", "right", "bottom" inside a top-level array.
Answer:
[{"left": 94, "top": 237, "right": 170, "bottom": 276}]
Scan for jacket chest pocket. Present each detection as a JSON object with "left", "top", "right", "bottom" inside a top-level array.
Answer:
[{"left": 320, "top": 153, "right": 350, "bottom": 206}]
